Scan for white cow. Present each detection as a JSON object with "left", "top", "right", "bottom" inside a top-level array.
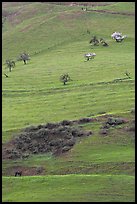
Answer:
[
  {"left": 111, "top": 32, "right": 127, "bottom": 42},
  {"left": 111, "top": 32, "right": 122, "bottom": 39},
  {"left": 84, "top": 53, "right": 96, "bottom": 61}
]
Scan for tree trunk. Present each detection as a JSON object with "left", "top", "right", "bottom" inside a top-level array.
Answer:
[{"left": 24, "top": 60, "right": 26, "bottom": 64}]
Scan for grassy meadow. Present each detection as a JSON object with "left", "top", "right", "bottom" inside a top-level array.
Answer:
[
  {"left": 2, "top": 2, "right": 135, "bottom": 202},
  {"left": 2, "top": 174, "right": 135, "bottom": 202}
]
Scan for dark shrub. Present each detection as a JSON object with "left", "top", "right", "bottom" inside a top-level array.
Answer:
[
  {"left": 65, "top": 134, "right": 73, "bottom": 139},
  {"left": 49, "top": 139, "right": 63, "bottom": 146},
  {"left": 71, "top": 129, "right": 80, "bottom": 137},
  {"left": 100, "top": 129, "right": 108, "bottom": 135},
  {"left": 78, "top": 118, "right": 93, "bottom": 124},
  {"left": 62, "top": 146, "right": 71, "bottom": 152},
  {"left": 60, "top": 120, "right": 73, "bottom": 126},
  {"left": 22, "top": 153, "right": 30, "bottom": 159},
  {"left": 10, "top": 150, "right": 21, "bottom": 159},
  {"left": 45, "top": 122, "right": 59, "bottom": 129},
  {"left": 4, "top": 119, "right": 92, "bottom": 159},
  {"left": 101, "top": 124, "right": 110, "bottom": 129},
  {"left": 36, "top": 166, "right": 44, "bottom": 174},
  {"left": 65, "top": 139, "right": 76, "bottom": 146},
  {"left": 86, "top": 131, "right": 92, "bottom": 136},
  {"left": 107, "top": 117, "right": 126, "bottom": 125},
  {"left": 24, "top": 126, "right": 39, "bottom": 132}
]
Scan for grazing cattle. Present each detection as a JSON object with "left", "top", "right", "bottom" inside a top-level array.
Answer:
[
  {"left": 115, "top": 35, "right": 127, "bottom": 42},
  {"left": 102, "top": 42, "right": 109, "bottom": 46},
  {"left": 82, "top": 7, "right": 87, "bottom": 11},
  {"left": 15, "top": 171, "right": 22, "bottom": 177},
  {"left": 111, "top": 32, "right": 122, "bottom": 39},
  {"left": 84, "top": 53, "right": 96, "bottom": 61},
  {"left": 90, "top": 37, "right": 99, "bottom": 46},
  {"left": 100, "top": 38, "right": 109, "bottom": 46},
  {"left": 111, "top": 32, "right": 127, "bottom": 42}
]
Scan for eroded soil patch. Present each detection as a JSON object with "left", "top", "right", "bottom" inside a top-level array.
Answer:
[{"left": 3, "top": 166, "right": 45, "bottom": 176}]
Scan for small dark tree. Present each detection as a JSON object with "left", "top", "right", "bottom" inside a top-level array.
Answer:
[
  {"left": 18, "top": 52, "right": 30, "bottom": 64},
  {"left": 5, "top": 59, "right": 15, "bottom": 72},
  {"left": 89, "top": 36, "right": 99, "bottom": 46},
  {"left": 60, "top": 73, "right": 71, "bottom": 85}
]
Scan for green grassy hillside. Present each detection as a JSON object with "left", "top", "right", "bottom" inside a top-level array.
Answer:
[
  {"left": 3, "top": 174, "right": 135, "bottom": 202},
  {"left": 91, "top": 2, "right": 135, "bottom": 13},
  {"left": 2, "top": 2, "right": 135, "bottom": 202}
]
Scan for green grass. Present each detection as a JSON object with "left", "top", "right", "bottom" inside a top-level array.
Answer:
[
  {"left": 2, "top": 2, "right": 135, "bottom": 61},
  {"left": 2, "top": 174, "right": 135, "bottom": 202},
  {"left": 2, "top": 39, "right": 135, "bottom": 139},
  {"left": 2, "top": 2, "right": 135, "bottom": 202},
  {"left": 91, "top": 2, "right": 135, "bottom": 14}
]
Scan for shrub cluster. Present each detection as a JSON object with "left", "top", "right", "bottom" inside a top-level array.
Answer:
[{"left": 3, "top": 120, "right": 92, "bottom": 159}]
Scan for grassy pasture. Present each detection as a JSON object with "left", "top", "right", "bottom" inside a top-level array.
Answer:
[
  {"left": 91, "top": 2, "right": 135, "bottom": 13},
  {"left": 2, "top": 174, "right": 135, "bottom": 202},
  {"left": 2, "top": 2, "right": 135, "bottom": 61},
  {"left": 2, "top": 38, "right": 135, "bottom": 141},
  {"left": 2, "top": 2, "right": 135, "bottom": 202}
]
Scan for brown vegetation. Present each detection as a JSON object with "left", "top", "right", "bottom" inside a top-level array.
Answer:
[{"left": 2, "top": 117, "right": 94, "bottom": 160}]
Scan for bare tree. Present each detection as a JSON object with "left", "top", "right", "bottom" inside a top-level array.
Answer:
[
  {"left": 5, "top": 59, "right": 15, "bottom": 72},
  {"left": 60, "top": 73, "right": 71, "bottom": 85}
]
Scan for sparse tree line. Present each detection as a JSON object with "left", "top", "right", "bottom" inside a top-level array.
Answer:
[
  {"left": 4, "top": 31, "right": 130, "bottom": 84},
  {"left": 4, "top": 52, "right": 30, "bottom": 77}
]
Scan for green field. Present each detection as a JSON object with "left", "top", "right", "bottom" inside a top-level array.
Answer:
[
  {"left": 2, "top": 2, "right": 135, "bottom": 202},
  {"left": 2, "top": 174, "right": 135, "bottom": 202}
]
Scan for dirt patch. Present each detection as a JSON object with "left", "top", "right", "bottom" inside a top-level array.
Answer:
[
  {"left": 45, "top": 2, "right": 114, "bottom": 7},
  {"left": 88, "top": 9, "right": 134, "bottom": 16},
  {"left": 3, "top": 166, "right": 45, "bottom": 176},
  {"left": 55, "top": 161, "right": 135, "bottom": 175},
  {"left": 57, "top": 11, "right": 83, "bottom": 21}
]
